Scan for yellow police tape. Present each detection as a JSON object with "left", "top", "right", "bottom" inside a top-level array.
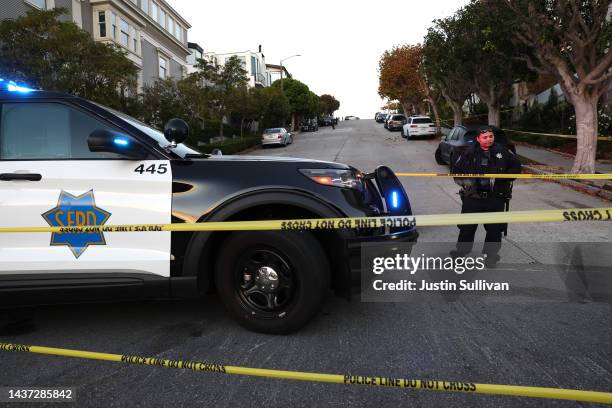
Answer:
[
  {"left": 0, "top": 208, "right": 610, "bottom": 234},
  {"left": 503, "top": 128, "right": 612, "bottom": 142},
  {"left": 1, "top": 343, "right": 611, "bottom": 404},
  {"left": 396, "top": 173, "right": 612, "bottom": 179}
]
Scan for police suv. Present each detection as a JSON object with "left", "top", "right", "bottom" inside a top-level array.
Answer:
[{"left": 0, "top": 81, "right": 417, "bottom": 333}]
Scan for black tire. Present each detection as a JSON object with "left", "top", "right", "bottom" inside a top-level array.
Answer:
[
  {"left": 214, "top": 230, "right": 330, "bottom": 334},
  {"left": 449, "top": 150, "right": 456, "bottom": 169},
  {"left": 435, "top": 147, "right": 446, "bottom": 165}
]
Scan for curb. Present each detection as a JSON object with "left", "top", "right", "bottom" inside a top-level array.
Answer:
[{"left": 522, "top": 165, "right": 612, "bottom": 201}]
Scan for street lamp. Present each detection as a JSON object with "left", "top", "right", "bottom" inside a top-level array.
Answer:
[{"left": 280, "top": 54, "right": 301, "bottom": 94}]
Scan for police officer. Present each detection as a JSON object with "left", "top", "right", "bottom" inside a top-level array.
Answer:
[{"left": 451, "top": 127, "right": 521, "bottom": 266}]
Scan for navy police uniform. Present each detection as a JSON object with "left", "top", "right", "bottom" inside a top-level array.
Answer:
[{"left": 451, "top": 142, "right": 521, "bottom": 260}]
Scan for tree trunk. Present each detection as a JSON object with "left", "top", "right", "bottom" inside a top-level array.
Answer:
[
  {"left": 219, "top": 119, "right": 224, "bottom": 138},
  {"left": 427, "top": 96, "right": 441, "bottom": 134},
  {"left": 240, "top": 117, "right": 245, "bottom": 138},
  {"left": 571, "top": 96, "right": 599, "bottom": 173},
  {"left": 440, "top": 89, "right": 463, "bottom": 126},
  {"left": 400, "top": 102, "right": 411, "bottom": 116},
  {"left": 487, "top": 102, "right": 500, "bottom": 127}
]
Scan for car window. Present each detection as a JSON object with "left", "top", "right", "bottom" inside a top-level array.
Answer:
[
  {"left": 446, "top": 128, "right": 456, "bottom": 141},
  {"left": 264, "top": 128, "right": 282, "bottom": 133},
  {"left": 0, "top": 102, "right": 125, "bottom": 160},
  {"left": 451, "top": 129, "right": 461, "bottom": 141},
  {"left": 413, "top": 118, "right": 432, "bottom": 124}
]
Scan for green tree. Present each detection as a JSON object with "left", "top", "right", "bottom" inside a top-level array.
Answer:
[
  {"left": 320, "top": 94, "right": 340, "bottom": 115},
  {"left": 257, "top": 87, "right": 292, "bottom": 130},
  {"left": 271, "top": 78, "right": 314, "bottom": 130},
  {"left": 140, "top": 78, "right": 204, "bottom": 143},
  {"left": 0, "top": 8, "right": 138, "bottom": 109},
  {"left": 505, "top": 0, "right": 612, "bottom": 173},
  {"left": 453, "top": 0, "right": 533, "bottom": 127},
  {"left": 307, "top": 92, "right": 322, "bottom": 118},
  {"left": 423, "top": 16, "right": 473, "bottom": 126},
  {"left": 193, "top": 55, "right": 248, "bottom": 137}
]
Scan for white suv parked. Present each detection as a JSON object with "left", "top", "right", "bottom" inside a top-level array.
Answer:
[{"left": 402, "top": 116, "right": 437, "bottom": 139}]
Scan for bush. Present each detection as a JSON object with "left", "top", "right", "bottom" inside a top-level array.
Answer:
[
  {"left": 188, "top": 121, "right": 245, "bottom": 145},
  {"left": 196, "top": 136, "right": 260, "bottom": 155}
]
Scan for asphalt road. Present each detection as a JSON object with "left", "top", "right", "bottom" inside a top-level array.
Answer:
[{"left": 1, "top": 120, "right": 611, "bottom": 407}]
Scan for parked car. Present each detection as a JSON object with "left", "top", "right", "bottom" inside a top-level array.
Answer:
[
  {"left": 300, "top": 119, "right": 319, "bottom": 132},
  {"left": 383, "top": 114, "right": 396, "bottom": 129},
  {"left": 318, "top": 116, "right": 335, "bottom": 126},
  {"left": 262, "top": 127, "right": 293, "bottom": 147},
  {"left": 402, "top": 116, "right": 437, "bottom": 139},
  {"left": 435, "top": 125, "right": 516, "bottom": 166},
  {"left": 344, "top": 116, "right": 360, "bottom": 120},
  {"left": 376, "top": 113, "right": 388, "bottom": 123},
  {"left": 386, "top": 114, "right": 407, "bottom": 131},
  {"left": 374, "top": 112, "right": 382, "bottom": 121},
  {"left": 0, "top": 81, "right": 418, "bottom": 334}
]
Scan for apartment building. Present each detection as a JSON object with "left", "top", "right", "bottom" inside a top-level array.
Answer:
[
  {"left": 203, "top": 46, "right": 271, "bottom": 88},
  {"left": 0, "top": 0, "right": 191, "bottom": 90}
]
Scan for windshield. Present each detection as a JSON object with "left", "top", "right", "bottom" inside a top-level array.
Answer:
[
  {"left": 413, "top": 118, "right": 433, "bottom": 124},
  {"left": 94, "top": 103, "right": 201, "bottom": 158}
]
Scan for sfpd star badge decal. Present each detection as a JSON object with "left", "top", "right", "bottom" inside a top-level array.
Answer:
[{"left": 42, "top": 190, "right": 111, "bottom": 258}]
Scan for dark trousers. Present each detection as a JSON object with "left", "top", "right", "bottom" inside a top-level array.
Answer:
[{"left": 456, "top": 196, "right": 507, "bottom": 256}]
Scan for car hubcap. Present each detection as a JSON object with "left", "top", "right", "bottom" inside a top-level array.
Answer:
[{"left": 237, "top": 249, "right": 295, "bottom": 313}]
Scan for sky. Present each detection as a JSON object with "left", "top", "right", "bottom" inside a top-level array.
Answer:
[{"left": 172, "top": 0, "right": 469, "bottom": 119}]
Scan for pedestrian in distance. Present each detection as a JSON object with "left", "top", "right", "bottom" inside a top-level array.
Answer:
[{"left": 450, "top": 127, "right": 521, "bottom": 267}]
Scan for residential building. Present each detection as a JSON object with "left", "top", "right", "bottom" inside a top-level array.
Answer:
[
  {"left": 0, "top": 0, "right": 191, "bottom": 90},
  {"left": 203, "top": 45, "right": 271, "bottom": 88},
  {"left": 186, "top": 42, "right": 203, "bottom": 75},
  {"left": 265, "top": 64, "right": 292, "bottom": 85}
]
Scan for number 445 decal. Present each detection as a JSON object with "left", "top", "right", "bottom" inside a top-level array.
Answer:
[{"left": 134, "top": 163, "right": 168, "bottom": 174}]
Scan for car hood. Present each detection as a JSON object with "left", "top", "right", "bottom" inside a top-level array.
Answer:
[{"left": 195, "top": 155, "right": 351, "bottom": 169}]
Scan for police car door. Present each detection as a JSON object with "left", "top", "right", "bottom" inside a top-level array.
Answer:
[{"left": 0, "top": 100, "right": 172, "bottom": 281}]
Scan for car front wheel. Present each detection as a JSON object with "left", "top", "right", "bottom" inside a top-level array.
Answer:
[
  {"left": 435, "top": 147, "right": 446, "bottom": 165},
  {"left": 214, "top": 230, "right": 330, "bottom": 334}
]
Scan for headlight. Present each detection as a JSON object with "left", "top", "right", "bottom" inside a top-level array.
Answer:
[{"left": 299, "top": 169, "right": 364, "bottom": 191}]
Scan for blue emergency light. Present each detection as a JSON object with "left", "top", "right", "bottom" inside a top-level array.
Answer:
[
  {"left": 0, "top": 78, "right": 36, "bottom": 93},
  {"left": 390, "top": 190, "right": 400, "bottom": 209},
  {"left": 113, "top": 137, "right": 129, "bottom": 147}
]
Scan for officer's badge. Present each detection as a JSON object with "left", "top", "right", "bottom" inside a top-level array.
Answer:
[
  {"left": 496, "top": 153, "right": 503, "bottom": 159},
  {"left": 42, "top": 190, "right": 111, "bottom": 258}
]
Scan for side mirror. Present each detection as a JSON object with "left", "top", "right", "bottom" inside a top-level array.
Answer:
[
  {"left": 88, "top": 130, "right": 147, "bottom": 159},
  {"left": 288, "top": 132, "right": 292, "bottom": 137},
  {"left": 164, "top": 118, "right": 189, "bottom": 145},
  {"left": 211, "top": 148, "right": 223, "bottom": 156}
]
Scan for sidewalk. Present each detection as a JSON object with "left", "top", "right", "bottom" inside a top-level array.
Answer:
[{"left": 515, "top": 144, "right": 612, "bottom": 173}]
